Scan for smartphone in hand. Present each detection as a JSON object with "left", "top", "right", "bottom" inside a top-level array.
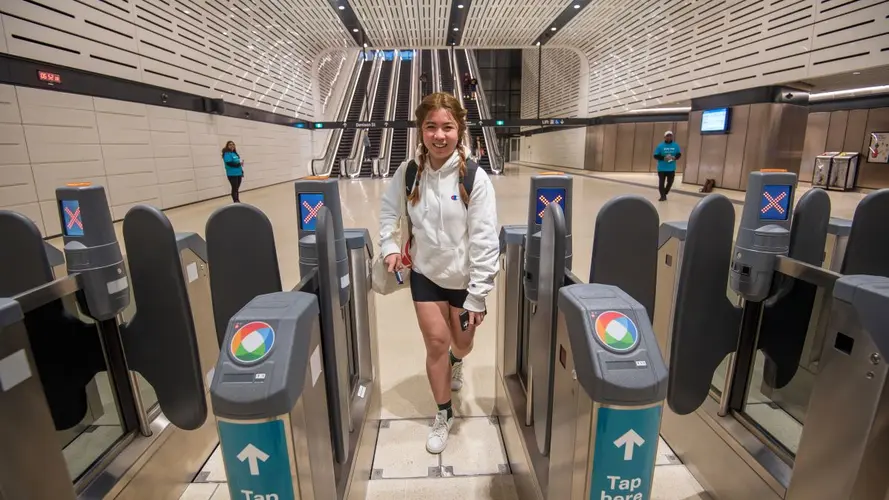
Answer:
[{"left": 459, "top": 310, "right": 470, "bottom": 331}]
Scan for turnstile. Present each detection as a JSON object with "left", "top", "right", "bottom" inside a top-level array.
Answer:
[
  {"left": 496, "top": 174, "right": 662, "bottom": 499},
  {"left": 0, "top": 186, "right": 211, "bottom": 499},
  {"left": 206, "top": 200, "right": 378, "bottom": 500}
]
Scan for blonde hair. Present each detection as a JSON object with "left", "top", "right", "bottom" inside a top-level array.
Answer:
[{"left": 409, "top": 92, "right": 469, "bottom": 206}]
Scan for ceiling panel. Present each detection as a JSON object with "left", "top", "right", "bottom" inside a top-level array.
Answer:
[
  {"left": 349, "top": 0, "right": 450, "bottom": 47},
  {"left": 463, "top": 0, "right": 568, "bottom": 47}
]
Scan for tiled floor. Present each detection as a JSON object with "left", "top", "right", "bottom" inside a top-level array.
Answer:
[{"left": 157, "top": 164, "right": 867, "bottom": 500}]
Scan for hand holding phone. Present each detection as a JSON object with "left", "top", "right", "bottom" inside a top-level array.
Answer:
[{"left": 459, "top": 310, "right": 470, "bottom": 331}]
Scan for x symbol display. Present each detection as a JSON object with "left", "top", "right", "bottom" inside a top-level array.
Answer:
[
  {"left": 538, "top": 194, "right": 563, "bottom": 219},
  {"left": 761, "top": 191, "right": 786, "bottom": 215},
  {"left": 65, "top": 206, "right": 83, "bottom": 230},
  {"left": 302, "top": 200, "right": 324, "bottom": 224}
]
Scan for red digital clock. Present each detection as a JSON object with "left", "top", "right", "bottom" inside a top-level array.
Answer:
[{"left": 38, "top": 71, "right": 62, "bottom": 84}]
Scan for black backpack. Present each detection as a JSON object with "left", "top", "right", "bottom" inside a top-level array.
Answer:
[{"left": 404, "top": 159, "right": 479, "bottom": 208}]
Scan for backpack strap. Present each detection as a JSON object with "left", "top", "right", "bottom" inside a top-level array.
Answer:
[
  {"left": 461, "top": 159, "right": 479, "bottom": 208},
  {"left": 404, "top": 160, "right": 418, "bottom": 199},
  {"left": 405, "top": 158, "right": 479, "bottom": 209}
]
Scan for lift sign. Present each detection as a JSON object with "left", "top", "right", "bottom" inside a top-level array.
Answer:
[{"left": 589, "top": 405, "right": 661, "bottom": 500}]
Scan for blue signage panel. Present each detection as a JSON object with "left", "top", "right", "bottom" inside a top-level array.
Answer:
[
  {"left": 298, "top": 192, "right": 325, "bottom": 231},
  {"left": 589, "top": 405, "right": 661, "bottom": 500},
  {"left": 218, "top": 419, "right": 295, "bottom": 500},
  {"left": 535, "top": 188, "right": 566, "bottom": 225},
  {"left": 60, "top": 199, "right": 84, "bottom": 236},
  {"left": 760, "top": 185, "right": 792, "bottom": 221}
]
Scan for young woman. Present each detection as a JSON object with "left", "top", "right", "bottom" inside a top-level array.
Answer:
[
  {"left": 378, "top": 93, "right": 499, "bottom": 454},
  {"left": 222, "top": 141, "right": 244, "bottom": 202}
]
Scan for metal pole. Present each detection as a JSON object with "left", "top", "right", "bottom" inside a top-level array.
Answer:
[{"left": 537, "top": 45, "right": 542, "bottom": 120}]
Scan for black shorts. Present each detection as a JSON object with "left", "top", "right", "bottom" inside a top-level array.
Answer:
[{"left": 410, "top": 271, "right": 468, "bottom": 309}]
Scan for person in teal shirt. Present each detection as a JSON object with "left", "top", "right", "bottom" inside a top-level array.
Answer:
[
  {"left": 653, "top": 131, "right": 681, "bottom": 201},
  {"left": 222, "top": 141, "right": 244, "bottom": 202}
]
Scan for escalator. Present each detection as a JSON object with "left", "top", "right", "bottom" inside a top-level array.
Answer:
[
  {"left": 388, "top": 59, "right": 412, "bottom": 172},
  {"left": 438, "top": 50, "right": 454, "bottom": 95},
  {"left": 361, "top": 60, "right": 393, "bottom": 177},
  {"left": 455, "top": 50, "right": 491, "bottom": 174},
  {"left": 420, "top": 50, "right": 432, "bottom": 97},
  {"left": 332, "top": 62, "right": 373, "bottom": 177}
]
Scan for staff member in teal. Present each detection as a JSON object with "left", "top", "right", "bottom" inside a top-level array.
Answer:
[
  {"left": 222, "top": 141, "right": 244, "bottom": 202},
  {"left": 653, "top": 131, "right": 681, "bottom": 201}
]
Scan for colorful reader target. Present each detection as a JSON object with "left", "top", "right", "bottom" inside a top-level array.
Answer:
[
  {"left": 593, "top": 311, "right": 639, "bottom": 353},
  {"left": 230, "top": 321, "right": 276, "bottom": 364}
]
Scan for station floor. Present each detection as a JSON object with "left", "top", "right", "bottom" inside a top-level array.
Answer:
[{"left": 151, "top": 164, "right": 863, "bottom": 500}]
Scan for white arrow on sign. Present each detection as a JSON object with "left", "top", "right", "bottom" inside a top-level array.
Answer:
[
  {"left": 613, "top": 430, "right": 645, "bottom": 461},
  {"left": 237, "top": 443, "right": 270, "bottom": 476}
]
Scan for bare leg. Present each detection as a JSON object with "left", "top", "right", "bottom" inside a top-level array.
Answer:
[{"left": 414, "top": 301, "right": 452, "bottom": 404}]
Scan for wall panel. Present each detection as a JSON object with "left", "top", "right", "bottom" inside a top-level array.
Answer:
[
  {"left": 0, "top": 84, "right": 312, "bottom": 236},
  {"left": 684, "top": 112, "right": 703, "bottom": 184},
  {"left": 602, "top": 124, "right": 617, "bottom": 172},
  {"left": 723, "top": 105, "right": 751, "bottom": 190},
  {"left": 799, "top": 112, "right": 829, "bottom": 182},
  {"left": 632, "top": 122, "right": 654, "bottom": 172},
  {"left": 614, "top": 123, "right": 636, "bottom": 172}
]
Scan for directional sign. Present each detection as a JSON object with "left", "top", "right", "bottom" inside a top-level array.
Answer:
[
  {"left": 590, "top": 405, "right": 661, "bottom": 500},
  {"left": 760, "top": 185, "right": 791, "bottom": 221},
  {"left": 218, "top": 419, "right": 295, "bottom": 500}
]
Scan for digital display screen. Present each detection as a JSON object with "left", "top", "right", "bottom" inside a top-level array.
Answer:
[
  {"left": 60, "top": 199, "right": 84, "bottom": 236},
  {"left": 298, "top": 193, "right": 325, "bottom": 231},
  {"left": 760, "top": 185, "right": 792, "bottom": 221},
  {"left": 534, "top": 188, "right": 566, "bottom": 225},
  {"left": 701, "top": 108, "right": 730, "bottom": 134},
  {"left": 38, "top": 70, "right": 61, "bottom": 84}
]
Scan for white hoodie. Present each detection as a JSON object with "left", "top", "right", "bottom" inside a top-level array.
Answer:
[{"left": 379, "top": 148, "right": 499, "bottom": 312}]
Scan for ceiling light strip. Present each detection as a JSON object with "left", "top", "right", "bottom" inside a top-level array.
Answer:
[
  {"left": 327, "top": 0, "right": 368, "bottom": 46},
  {"left": 446, "top": 0, "right": 473, "bottom": 46},
  {"left": 532, "top": 0, "right": 593, "bottom": 47}
]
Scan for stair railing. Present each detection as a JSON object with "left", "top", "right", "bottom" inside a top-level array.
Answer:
[
  {"left": 310, "top": 53, "right": 363, "bottom": 176},
  {"left": 467, "top": 49, "right": 504, "bottom": 174},
  {"left": 344, "top": 53, "right": 383, "bottom": 178},
  {"left": 374, "top": 52, "right": 401, "bottom": 177}
]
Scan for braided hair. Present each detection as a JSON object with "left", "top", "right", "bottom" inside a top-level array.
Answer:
[{"left": 408, "top": 92, "right": 469, "bottom": 206}]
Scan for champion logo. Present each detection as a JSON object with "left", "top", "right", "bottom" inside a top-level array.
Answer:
[{"left": 451, "top": 194, "right": 459, "bottom": 200}]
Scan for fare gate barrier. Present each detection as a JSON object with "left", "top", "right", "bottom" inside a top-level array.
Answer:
[
  {"left": 660, "top": 176, "right": 889, "bottom": 498},
  {"left": 0, "top": 185, "right": 209, "bottom": 498},
  {"left": 211, "top": 291, "right": 335, "bottom": 500},
  {"left": 206, "top": 203, "right": 377, "bottom": 500},
  {"left": 789, "top": 275, "right": 889, "bottom": 500},
  {"left": 496, "top": 184, "right": 661, "bottom": 499}
]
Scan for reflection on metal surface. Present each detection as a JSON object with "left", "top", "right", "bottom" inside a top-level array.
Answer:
[
  {"left": 661, "top": 397, "right": 787, "bottom": 500},
  {"left": 775, "top": 255, "right": 841, "bottom": 289},
  {"left": 13, "top": 274, "right": 81, "bottom": 314}
]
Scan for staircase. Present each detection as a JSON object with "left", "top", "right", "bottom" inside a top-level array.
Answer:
[
  {"left": 438, "top": 50, "right": 454, "bottom": 95},
  {"left": 333, "top": 62, "right": 372, "bottom": 177},
  {"left": 362, "top": 60, "right": 393, "bottom": 177},
  {"left": 455, "top": 50, "right": 492, "bottom": 174},
  {"left": 389, "top": 59, "right": 412, "bottom": 173},
  {"left": 420, "top": 50, "right": 432, "bottom": 97}
]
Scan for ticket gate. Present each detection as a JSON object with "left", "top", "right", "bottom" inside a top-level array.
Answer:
[
  {"left": 206, "top": 200, "right": 378, "bottom": 500},
  {"left": 496, "top": 175, "right": 662, "bottom": 498},
  {"left": 658, "top": 173, "right": 889, "bottom": 499},
  {"left": 0, "top": 185, "right": 210, "bottom": 499}
]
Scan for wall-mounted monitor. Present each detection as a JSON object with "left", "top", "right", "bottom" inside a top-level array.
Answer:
[{"left": 701, "top": 108, "right": 731, "bottom": 134}]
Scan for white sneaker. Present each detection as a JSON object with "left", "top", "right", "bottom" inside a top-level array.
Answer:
[
  {"left": 451, "top": 360, "right": 464, "bottom": 391},
  {"left": 426, "top": 410, "right": 454, "bottom": 454}
]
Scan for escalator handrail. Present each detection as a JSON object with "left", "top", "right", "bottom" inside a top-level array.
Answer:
[
  {"left": 374, "top": 53, "right": 401, "bottom": 177},
  {"left": 405, "top": 49, "right": 420, "bottom": 169},
  {"left": 310, "top": 53, "right": 363, "bottom": 176},
  {"left": 432, "top": 50, "right": 442, "bottom": 94},
  {"left": 345, "top": 54, "right": 383, "bottom": 177},
  {"left": 466, "top": 49, "right": 504, "bottom": 174},
  {"left": 452, "top": 52, "right": 473, "bottom": 153}
]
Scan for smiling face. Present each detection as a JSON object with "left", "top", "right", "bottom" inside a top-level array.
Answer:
[{"left": 422, "top": 108, "right": 460, "bottom": 166}]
